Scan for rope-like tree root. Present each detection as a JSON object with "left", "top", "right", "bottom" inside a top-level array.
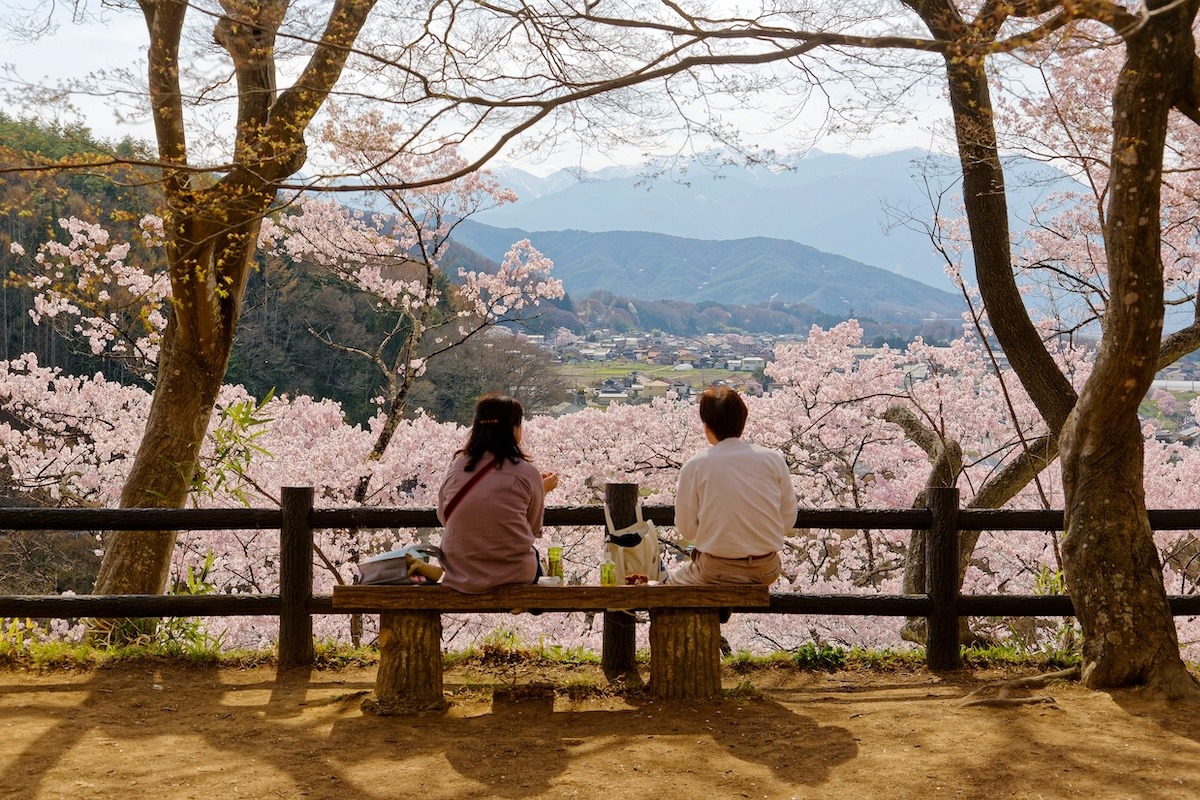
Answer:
[{"left": 959, "top": 665, "right": 1081, "bottom": 708}]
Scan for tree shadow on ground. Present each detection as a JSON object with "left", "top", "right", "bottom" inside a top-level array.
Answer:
[
  {"left": 0, "top": 664, "right": 855, "bottom": 799},
  {"left": 1110, "top": 685, "right": 1200, "bottom": 745},
  {"left": 329, "top": 689, "right": 858, "bottom": 796}
]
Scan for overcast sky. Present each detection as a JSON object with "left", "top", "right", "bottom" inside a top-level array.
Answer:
[{"left": 2, "top": 5, "right": 951, "bottom": 175}]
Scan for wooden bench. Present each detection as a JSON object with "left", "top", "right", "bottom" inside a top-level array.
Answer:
[{"left": 333, "top": 584, "right": 770, "bottom": 713}]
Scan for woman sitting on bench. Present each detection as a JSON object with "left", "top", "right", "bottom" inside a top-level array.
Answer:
[{"left": 434, "top": 393, "right": 560, "bottom": 593}]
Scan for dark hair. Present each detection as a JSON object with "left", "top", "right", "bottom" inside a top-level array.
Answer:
[
  {"left": 698, "top": 385, "right": 748, "bottom": 441},
  {"left": 457, "top": 393, "right": 528, "bottom": 470}
]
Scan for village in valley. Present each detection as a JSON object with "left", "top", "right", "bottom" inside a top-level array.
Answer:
[
  {"left": 521, "top": 326, "right": 1200, "bottom": 447},
  {"left": 524, "top": 328, "right": 782, "bottom": 413}
]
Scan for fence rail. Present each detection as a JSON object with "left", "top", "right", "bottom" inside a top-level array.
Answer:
[{"left": 3, "top": 485, "right": 1200, "bottom": 669}]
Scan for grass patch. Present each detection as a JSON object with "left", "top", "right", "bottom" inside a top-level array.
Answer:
[
  {"left": 727, "top": 644, "right": 847, "bottom": 672},
  {"left": 311, "top": 642, "right": 378, "bottom": 670},
  {"left": 959, "top": 642, "right": 1081, "bottom": 671},
  {"left": 725, "top": 650, "right": 795, "bottom": 672},
  {"left": 0, "top": 637, "right": 1086, "bottom": 675},
  {"left": 842, "top": 647, "right": 928, "bottom": 671},
  {"left": 445, "top": 630, "right": 613, "bottom": 668},
  {"left": 2, "top": 620, "right": 1086, "bottom": 678}
]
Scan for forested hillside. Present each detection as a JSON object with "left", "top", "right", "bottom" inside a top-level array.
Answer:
[
  {"left": 0, "top": 115, "right": 163, "bottom": 385},
  {"left": 0, "top": 118, "right": 536, "bottom": 424},
  {"left": 452, "top": 219, "right": 965, "bottom": 322}
]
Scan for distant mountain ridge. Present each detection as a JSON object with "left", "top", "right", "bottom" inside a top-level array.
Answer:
[
  {"left": 480, "top": 149, "right": 1078, "bottom": 291},
  {"left": 452, "top": 219, "right": 964, "bottom": 324}
]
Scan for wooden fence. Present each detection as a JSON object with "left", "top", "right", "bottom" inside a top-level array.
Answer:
[{"left": 3, "top": 485, "right": 1200, "bottom": 670}]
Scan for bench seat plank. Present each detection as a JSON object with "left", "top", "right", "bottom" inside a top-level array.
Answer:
[{"left": 333, "top": 584, "right": 769, "bottom": 612}]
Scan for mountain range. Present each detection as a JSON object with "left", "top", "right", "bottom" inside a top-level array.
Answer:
[
  {"left": 452, "top": 220, "right": 965, "bottom": 324},
  {"left": 478, "top": 148, "right": 1078, "bottom": 293}
]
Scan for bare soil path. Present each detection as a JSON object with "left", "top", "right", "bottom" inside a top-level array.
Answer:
[{"left": 1, "top": 661, "right": 1197, "bottom": 799}]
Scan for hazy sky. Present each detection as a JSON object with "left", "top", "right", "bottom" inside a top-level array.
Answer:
[{"left": 2, "top": 5, "right": 951, "bottom": 174}]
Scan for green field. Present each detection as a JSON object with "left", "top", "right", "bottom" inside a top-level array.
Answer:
[{"left": 555, "top": 359, "right": 749, "bottom": 390}]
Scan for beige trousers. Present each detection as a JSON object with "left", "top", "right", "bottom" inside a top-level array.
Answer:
[{"left": 668, "top": 550, "right": 780, "bottom": 586}]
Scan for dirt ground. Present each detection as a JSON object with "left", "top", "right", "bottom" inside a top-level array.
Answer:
[{"left": 2, "top": 659, "right": 1199, "bottom": 800}]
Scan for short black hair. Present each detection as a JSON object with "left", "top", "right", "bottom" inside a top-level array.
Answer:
[
  {"left": 457, "top": 393, "right": 527, "bottom": 470},
  {"left": 698, "top": 385, "right": 747, "bottom": 441}
]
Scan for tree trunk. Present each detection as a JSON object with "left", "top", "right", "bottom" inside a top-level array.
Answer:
[
  {"left": 1059, "top": 3, "right": 1200, "bottom": 697},
  {"left": 93, "top": 229, "right": 257, "bottom": 596},
  {"left": 1061, "top": 412, "right": 1193, "bottom": 694},
  {"left": 905, "top": 0, "right": 1199, "bottom": 693},
  {"left": 893, "top": 401, "right": 1059, "bottom": 645},
  {"left": 92, "top": 0, "right": 377, "bottom": 599}
]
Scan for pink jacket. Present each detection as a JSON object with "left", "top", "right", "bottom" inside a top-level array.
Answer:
[{"left": 436, "top": 453, "right": 544, "bottom": 593}]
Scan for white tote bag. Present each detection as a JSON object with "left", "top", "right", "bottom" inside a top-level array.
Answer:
[{"left": 603, "top": 504, "right": 666, "bottom": 584}]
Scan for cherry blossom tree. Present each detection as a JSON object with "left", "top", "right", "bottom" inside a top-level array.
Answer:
[
  {"left": 879, "top": 0, "right": 1200, "bottom": 693},
  {"left": 262, "top": 135, "right": 563, "bottom": 506},
  {"left": 7, "top": 216, "right": 170, "bottom": 380}
]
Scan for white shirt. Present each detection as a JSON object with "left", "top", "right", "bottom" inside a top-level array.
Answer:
[{"left": 674, "top": 437, "right": 797, "bottom": 558}]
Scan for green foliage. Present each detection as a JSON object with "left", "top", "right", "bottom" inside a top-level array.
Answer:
[
  {"left": 312, "top": 641, "right": 379, "bottom": 669},
  {"left": 1033, "top": 564, "right": 1068, "bottom": 596},
  {"left": 225, "top": 259, "right": 429, "bottom": 425},
  {"left": 842, "top": 647, "right": 927, "bottom": 670},
  {"left": 169, "top": 550, "right": 219, "bottom": 597},
  {"left": 475, "top": 627, "right": 531, "bottom": 664},
  {"left": 0, "top": 634, "right": 1103, "bottom": 677},
  {"left": 724, "top": 649, "right": 794, "bottom": 672},
  {"left": 726, "top": 643, "right": 847, "bottom": 671},
  {"left": 191, "top": 394, "right": 274, "bottom": 505},
  {"left": 792, "top": 642, "right": 848, "bottom": 670},
  {"left": 0, "top": 619, "right": 97, "bottom": 669},
  {"left": 154, "top": 552, "right": 226, "bottom": 659},
  {"left": 1, "top": 115, "right": 164, "bottom": 390},
  {"left": 1025, "top": 565, "right": 1082, "bottom": 657},
  {"left": 535, "top": 638, "right": 601, "bottom": 665},
  {"left": 87, "top": 552, "right": 226, "bottom": 658}
]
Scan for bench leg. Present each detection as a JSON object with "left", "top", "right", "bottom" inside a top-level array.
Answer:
[
  {"left": 648, "top": 608, "right": 722, "bottom": 699},
  {"left": 362, "top": 610, "right": 446, "bottom": 715}
]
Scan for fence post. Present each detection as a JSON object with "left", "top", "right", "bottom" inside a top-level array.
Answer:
[
  {"left": 279, "top": 486, "right": 315, "bottom": 669},
  {"left": 926, "top": 486, "right": 961, "bottom": 670},
  {"left": 602, "top": 482, "right": 639, "bottom": 678}
]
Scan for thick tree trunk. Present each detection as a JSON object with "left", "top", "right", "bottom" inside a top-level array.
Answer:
[
  {"left": 1059, "top": 2, "right": 1200, "bottom": 697},
  {"left": 93, "top": 229, "right": 256, "bottom": 596},
  {"left": 91, "top": 0, "right": 377, "bottom": 599},
  {"left": 905, "top": 0, "right": 1199, "bottom": 693},
  {"left": 1060, "top": 412, "right": 1194, "bottom": 694}
]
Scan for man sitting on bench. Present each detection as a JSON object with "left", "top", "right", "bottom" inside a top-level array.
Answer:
[{"left": 669, "top": 386, "right": 796, "bottom": 607}]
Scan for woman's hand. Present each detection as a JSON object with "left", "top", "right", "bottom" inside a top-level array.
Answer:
[{"left": 541, "top": 471, "right": 560, "bottom": 493}]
